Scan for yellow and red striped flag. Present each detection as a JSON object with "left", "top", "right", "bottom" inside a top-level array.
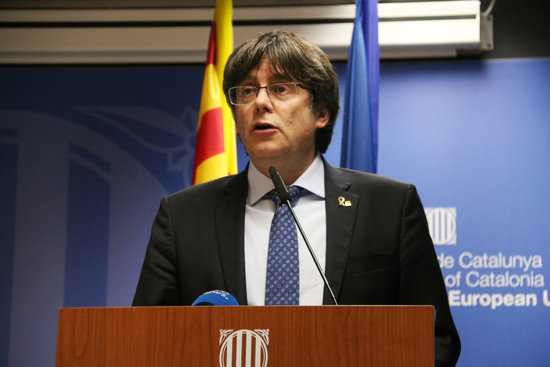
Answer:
[{"left": 192, "top": 0, "right": 237, "bottom": 185}]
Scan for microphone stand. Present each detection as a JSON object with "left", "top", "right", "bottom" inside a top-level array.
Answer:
[{"left": 269, "top": 166, "right": 339, "bottom": 305}]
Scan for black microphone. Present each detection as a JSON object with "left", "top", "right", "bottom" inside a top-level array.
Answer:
[
  {"left": 268, "top": 166, "right": 338, "bottom": 305},
  {"left": 191, "top": 290, "right": 239, "bottom": 306}
]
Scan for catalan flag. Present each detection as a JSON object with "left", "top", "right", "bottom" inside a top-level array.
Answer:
[
  {"left": 340, "top": 0, "right": 379, "bottom": 173},
  {"left": 192, "top": 0, "right": 237, "bottom": 185}
]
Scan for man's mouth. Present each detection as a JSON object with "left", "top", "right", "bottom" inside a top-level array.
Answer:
[{"left": 254, "top": 122, "right": 276, "bottom": 131}]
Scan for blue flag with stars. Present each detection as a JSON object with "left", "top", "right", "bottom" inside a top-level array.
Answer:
[{"left": 340, "top": 0, "right": 379, "bottom": 173}]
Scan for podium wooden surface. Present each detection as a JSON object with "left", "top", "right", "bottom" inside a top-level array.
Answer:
[{"left": 56, "top": 306, "right": 434, "bottom": 367}]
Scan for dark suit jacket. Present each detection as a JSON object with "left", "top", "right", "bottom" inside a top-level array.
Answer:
[{"left": 133, "top": 159, "right": 461, "bottom": 366}]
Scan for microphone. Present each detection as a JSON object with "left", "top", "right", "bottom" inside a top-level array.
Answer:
[
  {"left": 268, "top": 166, "right": 338, "bottom": 305},
  {"left": 191, "top": 290, "right": 239, "bottom": 306}
]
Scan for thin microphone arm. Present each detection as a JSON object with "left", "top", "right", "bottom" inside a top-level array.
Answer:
[{"left": 268, "top": 166, "right": 339, "bottom": 305}]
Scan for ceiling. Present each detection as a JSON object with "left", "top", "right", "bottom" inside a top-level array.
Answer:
[
  {"left": 0, "top": 0, "right": 447, "bottom": 9},
  {"left": 0, "top": 0, "right": 548, "bottom": 59}
]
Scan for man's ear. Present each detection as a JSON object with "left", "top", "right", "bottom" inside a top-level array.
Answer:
[{"left": 315, "top": 108, "right": 330, "bottom": 128}]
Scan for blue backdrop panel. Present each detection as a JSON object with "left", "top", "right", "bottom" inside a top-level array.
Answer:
[
  {"left": 0, "top": 137, "right": 18, "bottom": 367},
  {"left": 0, "top": 66, "right": 209, "bottom": 366},
  {"left": 64, "top": 146, "right": 111, "bottom": 307},
  {"left": 1, "top": 58, "right": 549, "bottom": 366},
  {"left": 378, "top": 58, "right": 550, "bottom": 367}
]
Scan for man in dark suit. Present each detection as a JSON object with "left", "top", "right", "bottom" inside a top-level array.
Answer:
[{"left": 133, "top": 30, "right": 460, "bottom": 366}]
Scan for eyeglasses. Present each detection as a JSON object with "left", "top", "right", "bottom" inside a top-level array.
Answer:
[{"left": 228, "top": 82, "right": 309, "bottom": 106}]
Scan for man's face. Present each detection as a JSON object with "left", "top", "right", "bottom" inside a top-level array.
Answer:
[{"left": 234, "top": 59, "right": 328, "bottom": 167}]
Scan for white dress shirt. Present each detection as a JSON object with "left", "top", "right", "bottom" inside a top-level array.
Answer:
[{"left": 244, "top": 155, "right": 327, "bottom": 305}]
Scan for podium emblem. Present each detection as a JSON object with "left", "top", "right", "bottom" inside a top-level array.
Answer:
[{"left": 219, "top": 329, "right": 269, "bottom": 367}]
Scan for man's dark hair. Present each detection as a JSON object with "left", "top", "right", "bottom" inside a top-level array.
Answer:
[{"left": 223, "top": 30, "right": 340, "bottom": 154}]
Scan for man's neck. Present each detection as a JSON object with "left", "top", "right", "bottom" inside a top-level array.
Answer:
[{"left": 251, "top": 153, "right": 317, "bottom": 185}]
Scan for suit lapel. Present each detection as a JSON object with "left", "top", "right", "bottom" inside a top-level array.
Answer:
[
  {"left": 323, "top": 161, "right": 359, "bottom": 304},
  {"left": 214, "top": 169, "right": 249, "bottom": 305},
  {"left": 213, "top": 162, "right": 358, "bottom": 306}
]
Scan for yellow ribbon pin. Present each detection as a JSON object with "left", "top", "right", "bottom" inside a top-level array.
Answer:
[{"left": 338, "top": 196, "right": 352, "bottom": 207}]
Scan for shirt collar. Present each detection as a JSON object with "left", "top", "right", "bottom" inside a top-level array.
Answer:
[{"left": 247, "top": 154, "right": 325, "bottom": 206}]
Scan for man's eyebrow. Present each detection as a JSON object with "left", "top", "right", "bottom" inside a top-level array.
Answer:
[
  {"left": 271, "top": 71, "right": 291, "bottom": 80},
  {"left": 238, "top": 78, "right": 292, "bottom": 86},
  {"left": 237, "top": 69, "right": 292, "bottom": 86},
  {"left": 238, "top": 80, "right": 255, "bottom": 86}
]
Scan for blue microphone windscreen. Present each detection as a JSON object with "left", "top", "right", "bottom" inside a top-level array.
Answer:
[{"left": 191, "top": 290, "right": 239, "bottom": 306}]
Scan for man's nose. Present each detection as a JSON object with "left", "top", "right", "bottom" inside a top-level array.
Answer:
[{"left": 254, "top": 87, "right": 273, "bottom": 110}]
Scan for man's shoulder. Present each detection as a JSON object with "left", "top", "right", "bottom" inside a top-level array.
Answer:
[
  {"left": 165, "top": 171, "right": 247, "bottom": 205},
  {"left": 325, "top": 163, "right": 412, "bottom": 192}
]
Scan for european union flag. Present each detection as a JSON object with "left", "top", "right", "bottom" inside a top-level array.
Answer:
[{"left": 340, "top": 0, "right": 379, "bottom": 173}]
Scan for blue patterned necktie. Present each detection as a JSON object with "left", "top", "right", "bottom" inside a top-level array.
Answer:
[{"left": 264, "top": 186, "right": 303, "bottom": 305}]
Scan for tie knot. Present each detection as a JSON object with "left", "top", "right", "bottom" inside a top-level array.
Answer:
[{"left": 265, "top": 186, "right": 303, "bottom": 207}]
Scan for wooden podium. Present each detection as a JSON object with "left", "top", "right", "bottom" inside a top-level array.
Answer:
[{"left": 56, "top": 306, "right": 434, "bottom": 367}]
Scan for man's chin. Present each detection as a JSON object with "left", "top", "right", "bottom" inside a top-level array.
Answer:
[{"left": 248, "top": 146, "right": 286, "bottom": 162}]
